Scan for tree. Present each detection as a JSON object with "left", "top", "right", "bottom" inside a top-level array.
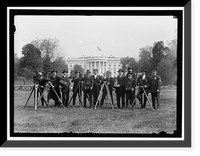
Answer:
[
  {"left": 138, "top": 46, "right": 154, "bottom": 74},
  {"left": 152, "top": 41, "right": 168, "bottom": 64},
  {"left": 19, "top": 44, "right": 43, "bottom": 77},
  {"left": 120, "top": 57, "right": 139, "bottom": 72},
  {"left": 73, "top": 64, "right": 84, "bottom": 73},
  {"left": 51, "top": 56, "right": 68, "bottom": 74},
  {"left": 31, "top": 38, "right": 60, "bottom": 74},
  {"left": 14, "top": 53, "right": 20, "bottom": 77}
]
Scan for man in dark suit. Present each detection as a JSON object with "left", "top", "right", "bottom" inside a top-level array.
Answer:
[
  {"left": 83, "top": 70, "right": 94, "bottom": 108},
  {"left": 137, "top": 69, "right": 150, "bottom": 109},
  {"left": 92, "top": 69, "right": 102, "bottom": 107},
  {"left": 50, "top": 69, "right": 61, "bottom": 107},
  {"left": 115, "top": 69, "right": 126, "bottom": 109},
  {"left": 60, "top": 69, "right": 70, "bottom": 107},
  {"left": 149, "top": 68, "right": 162, "bottom": 110},
  {"left": 124, "top": 72, "right": 136, "bottom": 108},
  {"left": 100, "top": 71, "right": 114, "bottom": 107},
  {"left": 71, "top": 71, "right": 83, "bottom": 107}
]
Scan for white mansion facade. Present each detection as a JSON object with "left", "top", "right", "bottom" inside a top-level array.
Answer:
[{"left": 67, "top": 55, "right": 122, "bottom": 76}]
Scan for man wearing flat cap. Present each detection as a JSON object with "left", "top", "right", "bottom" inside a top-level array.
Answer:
[
  {"left": 92, "top": 69, "right": 102, "bottom": 107},
  {"left": 137, "top": 69, "right": 150, "bottom": 109},
  {"left": 114, "top": 69, "right": 126, "bottom": 109},
  {"left": 60, "top": 70, "right": 70, "bottom": 107},
  {"left": 50, "top": 69, "right": 61, "bottom": 107},
  {"left": 149, "top": 68, "right": 162, "bottom": 110},
  {"left": 83, "top": 70, "right": 94, "bottom": 108}
]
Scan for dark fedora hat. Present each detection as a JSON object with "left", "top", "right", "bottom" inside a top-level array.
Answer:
[
  {"left": 141, "top": 69, "right": 147, "bottom": 73},
  {"left": 127, "top": 71, "right": 133, "bottom": 75},
  {"left": 75, "top": 70, "right": 79, "bottom": 74},
  {"left": 93, "top": 69, "right": 98, "bottom": 72},
  {"left": 86, "top": 70, "right": 91, "bottom": 74},
  {"left": 62, "top": 69, "right": 68, "bottom": 73},
  {"left": 152, "top": 67, "right": 157, "bottom": 71},
  {"left": 106, "top": 70, "right": 111, "bottom": 74},
  {"left": 51, "top": 69, "right": 58, "bottom": 73},
  {"left": 128, "top": 66, "right": 133, "bottom": 70},
  {"left": 118, "top": 69, "right": 124, "bottom": 73}
]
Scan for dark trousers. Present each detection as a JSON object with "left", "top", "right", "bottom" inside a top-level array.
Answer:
[
  {"left": 137, "top": 88, "right": 148, "bottom": 108},
  {"left": 93, "top": 86, "right": 100, "bottom": 106},
  {"left": 72, "top": 87, "right": 82, "bottom": 106},
  {"left": 38, "top": 88, "right": 45, "bottom": 106},
  {"left": 84, "top": 89, "right": 93, "bottom": 108},
  {"left": 62, "top": 91, "right": 69, "bottom": 107},
  {"left": 125, "top": 91, "right": 134, "bottom": 107},
  {"left": 50, "top": 86, "right": 61, "bottom": 106},
  {"left": 116, "top": 91, "right": 125, "bottom": 108},
  {"left": 151, "top": 92, "right": 160, "bottom": 109},
  {"left": 100, "top": 88, "right": 113, "bottom": 107}
]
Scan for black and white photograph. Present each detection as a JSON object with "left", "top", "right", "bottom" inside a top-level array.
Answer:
[
  {"left": 4, "top": 4, "right": 191, "bottom": 148},
  {"left": 13, "top": 14, "right": 178, "bottom": 134}
]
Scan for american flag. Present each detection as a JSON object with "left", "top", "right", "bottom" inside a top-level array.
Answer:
[{"left": 97, "top": 46, "right": 102, "bottom": 52}]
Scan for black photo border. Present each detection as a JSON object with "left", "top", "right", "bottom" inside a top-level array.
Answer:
[{"left": 2, "top": 2, "right": 191, "bottom": 147}]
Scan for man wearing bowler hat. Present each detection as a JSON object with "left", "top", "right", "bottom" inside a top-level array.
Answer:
[
  {"left": 92, "top": 69, "right": 102, "bottom": 107},
  {"left": 83, "top": 70, "right": 94, "bottom": 108},
  {"left": 115, "top": 69, "right": 126, "bottom": 109},
  {"left": 137, "top": 69, "right": 150, "bottom": 109},
  {"left": 149, "top": 68, "right": 162, "bottom": 110},
  {"left": 60, "top": 69, "right": 70, "bottom": 107},
  {"left": 50, "top": 69, "right": 61, "bottom": 107}
]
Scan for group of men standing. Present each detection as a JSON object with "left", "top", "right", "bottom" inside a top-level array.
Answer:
[{"left": 34, "top": 66, "right": 161, "bottom": 110}]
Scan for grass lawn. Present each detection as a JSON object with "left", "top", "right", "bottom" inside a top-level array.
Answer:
[{"left": 14, "top": 89, "right": 176, "bottom": 134}]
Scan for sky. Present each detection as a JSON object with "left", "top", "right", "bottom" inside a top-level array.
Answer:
[{"left": 14, "top": 15, "right": 177, "bottom": 60}]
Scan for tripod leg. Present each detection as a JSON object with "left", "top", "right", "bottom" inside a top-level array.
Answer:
[
  {"left": 131, "top": 88, "right": 139, "bottom": 109},
  {"left": 24, "top": 87, "right": 34, "bottom": 108},
  {"left": 34, "top": 86, "right": 38, "bottom": 110},
  {"left": 105, "top": 84, "right": 114, "bottom": 110},
  {"left": 38, "top": 88, "right": 49, "bottom": 107},
  {"left": 67, "top": 81, "right": 80, "bottom": 106},
  {"left": 94, "top": 84, "right": 104, "bottom": 109},
  {"left": 49, "top": 83, "right": 65, "bottom": 108},
  {"left": 78, "top": 82, "right": 83, "bottom": 109},
  {"left": 141, "top": 87, "right": 154, "bottom": 111}
]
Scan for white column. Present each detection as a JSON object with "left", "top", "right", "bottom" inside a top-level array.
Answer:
[
  {"left": 94, "top": 61, "right": 96, "bottom": 70},
  {"left": 106, "top": 62, "right": 108, "bottom": 72},
  {"left": 103, "top": 61, "right": 105, "bottom": 73}
]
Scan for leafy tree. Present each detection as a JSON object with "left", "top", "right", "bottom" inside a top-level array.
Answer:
[
  {"left": 51, "top": 56, "right": 68, "bottom": 75},
  {"left": 73, "top": 64, "right": 84, "bottom": 73},
  {"left": 19, "top": 44, "right": 43, "bottom": 73},
  {"left": 138, "top": 46, "right": 154, "bottom": 74},
  {"left": 31, "top": 38, "right": 60, "bottom": 74},
  {"left": 152, "top": 41, "right": 168, "bottom": 64},
  {"left": 14, "top": 53, "right": 20, "bottom": 77},
  {"left": 120, "top": 57, "right": 139, "bottom": 72}
]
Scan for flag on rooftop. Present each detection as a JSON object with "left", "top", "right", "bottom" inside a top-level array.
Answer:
[{"left": 97, "top": 46, "right": 102, "bottom": 52}]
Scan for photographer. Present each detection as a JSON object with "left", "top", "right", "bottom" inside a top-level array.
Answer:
[
  {"left": 137, "top": 69, "right": 150, "bottom": 109},
  {"left": 37, "top": 72, "right": 49, "bottom": 107},
  {"left": 124, "top": 72, "right": 136, "bottom": 109},
  {"left": 83, "top": 70, "right": 94, "bottom": 108},
  {"left": 60, "top": 70, "right": 70, "bottom": 107},
  {"left": 100, "top": 71, "right": 114, "bottom": 107},
  {"left": 71, "top": 71, "right": 83, "bottom": 107},
  {"left": 50, "top": 69, "right": 61, "bottom": 107}
]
